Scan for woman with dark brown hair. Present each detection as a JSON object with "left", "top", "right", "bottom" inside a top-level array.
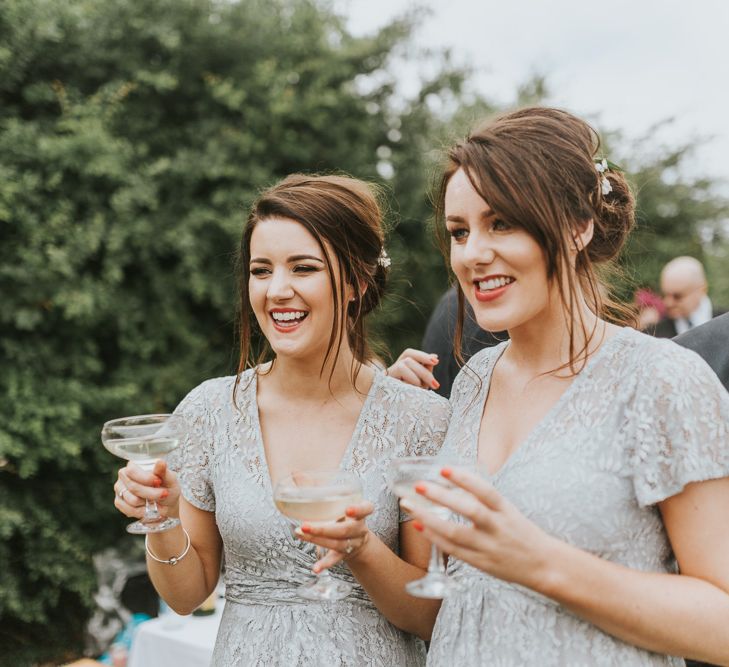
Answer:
[
  {"left": 402, "top": 108, "right": 729, "bottom": 665},
  {"left": 112, "top": 174, "right": 448, "bottom": 665}
]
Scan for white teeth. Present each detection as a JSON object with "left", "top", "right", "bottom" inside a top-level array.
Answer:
[
  {"left": 477, "top": 277, "right": 514, "bottom": 291},
  {"left": 272, "top": 311, "right": 307, "bottom": 322}
]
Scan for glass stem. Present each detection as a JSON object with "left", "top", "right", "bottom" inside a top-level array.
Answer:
[
  {"left": 427, "top": 543, "right": 446, "bottom": 576},
  {"left": 143, "top": 499, "right": 162, "bottom": 523},
  {"left": 315, "top": 546, "right": 333, "bottom": 582}
]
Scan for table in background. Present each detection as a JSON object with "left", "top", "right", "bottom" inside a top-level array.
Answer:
[{"left": 128, "top": 603, "right": 223, "bottom": 667}]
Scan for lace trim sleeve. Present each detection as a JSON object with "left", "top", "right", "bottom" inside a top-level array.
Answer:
[
  {"left": 398, "top": 389, "right": 452, "bottom": 522},
  {"left": 167, "top": 379, "right": 220, "bottom": 512},
  {"left": 628, "top": 344, "right": 729, "bottom": 507}
]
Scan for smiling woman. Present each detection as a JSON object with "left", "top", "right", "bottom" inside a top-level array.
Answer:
[
  {"left": 406, "top": 107, "right": 729, "bottom": 667},
  {"left": 111, "top": 173, "right": 451, "bottom": 666}
]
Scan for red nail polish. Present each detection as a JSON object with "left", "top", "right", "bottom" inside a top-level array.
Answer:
[
  {"left": 160, "top": 489, "right": 169, "bottom": 499},
  {"left": 413, "top": 520, "right": 424, "bottom": 532},
  {"left": 152, "top": 477, "right": 162, "bottom": 488},
  {"left": 345, "top": 508, "right": 356, "bottom": 517},
  {"left": 301, "top": 523, "right": 312, "bottom": 534},
  {"left": 431, "top": 380, "right": 440, "bottom": 389},
  {"left": 414, "top": 483, "right": 426, "bottom": 495},
  {"left": 441, "top": 467, "right": 453, "bottom": 478}
]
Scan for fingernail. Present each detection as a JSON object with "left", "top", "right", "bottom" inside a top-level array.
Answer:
[
  {"left": 345, "top": 508, "right": 356, "bottom": 518},
  {"left": 160, "top": 489, "right": 169, "bottom": 499},
  {"left": 414, "top": 483, "right": 426, "bottom": 495},
  {"left": 294, "top": 528, "right": 304, "bottom": 537},
  {"left": 301, "top": 523, "right": 312, "bottom": 534},
  {"left": 152, "top": 477, "right": 162, "bottom": 488},
  {"left": 312, "top": 565, "right": 320, "bottom": 574},
  {"left": 412, "top": 520, "right": 424, "bottom": 532},
  {"left": 441, "top": 467, "right": 453, "bottom": 478},
  {"left": 431, "top": 380, "right": 440, "bottom": 390}
]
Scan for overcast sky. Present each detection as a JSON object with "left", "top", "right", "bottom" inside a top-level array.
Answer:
[{"left": 337, "top": 0, "right": 729, "bottom": 192}]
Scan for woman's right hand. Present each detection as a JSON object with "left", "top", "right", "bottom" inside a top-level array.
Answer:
[
  {"left": 113, "top": 460, "right": 181, "bottom": 520},
  {"left": 387, "top": 348, "right": 440, "bottom": 390}
]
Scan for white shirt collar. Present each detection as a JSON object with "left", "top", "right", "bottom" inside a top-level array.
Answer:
[{"left": 675, "top": 295, "right": 713, "bottom": 334}]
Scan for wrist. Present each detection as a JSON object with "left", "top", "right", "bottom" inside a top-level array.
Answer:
[
  {"left": 344, "top": 530, "right": 374, "bottom": 567},
  {"left": 527, "top": 533, "right": 570, "bottom": 599}
]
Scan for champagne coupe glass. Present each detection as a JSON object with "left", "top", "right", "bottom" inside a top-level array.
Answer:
[
  {"left": 102, "top": 414, "right": 185, "bottom": 534},
  {"left": 274, "top": 470, "right": 362, "bottom": 601},
  {"left": 389, "top": 456, "right": 461, "bottom": 599}
]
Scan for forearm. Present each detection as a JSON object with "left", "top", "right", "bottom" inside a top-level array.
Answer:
[
  {"left": 146, "top": 524, "right": 219, "bottom": 615},
  {"left": 536, "top": 536, "right": 729, "bottom": 664},
  {"left": 346, "top": 533, "right": 441, "bottom": 640}
]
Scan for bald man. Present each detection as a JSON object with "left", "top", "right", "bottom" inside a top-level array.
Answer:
[{"left": 652, "top": 256, "right": 722, "bottom": 338}]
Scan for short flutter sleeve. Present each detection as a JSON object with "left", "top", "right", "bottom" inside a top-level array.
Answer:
[
  {"left": 167, "top": 379, "right": 220, "bottom": 512},
  {"left": 626, "top": 342, "right": 729, "bottom": 507},
  {"left": 397, "top": 387, "right": 452, "bottom": 522}
]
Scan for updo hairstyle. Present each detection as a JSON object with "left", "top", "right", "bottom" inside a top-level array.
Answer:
[
  {"left": 236, "top": 174, "right": 387, "bottom": 383},
  {"left": 435, "top": 106, "right": 636, "bottom": 371}
]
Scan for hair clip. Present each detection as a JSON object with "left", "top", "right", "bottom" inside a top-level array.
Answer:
[
  {"left": 377, "top": 249, "right": 391, "bottom": 269},
  {"left": 595, "top": 158, "right": 613, "bottom": 196}
]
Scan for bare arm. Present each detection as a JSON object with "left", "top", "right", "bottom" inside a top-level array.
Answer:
[
  {"left": 297, "top": 504, "right": 441, "bottom": 640},
  {"left": 412, "top": 469, "right": 729, "bottom": 665},
  {"left": 116, "top": 461, "right": 223, "bottom": 615}
]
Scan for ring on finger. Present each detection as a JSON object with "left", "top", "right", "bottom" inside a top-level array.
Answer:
[
  {"left": 117, "top": 485, "right": 127, "bottom": 499},
  {"left": 345, "top": 538, "right": 354, "bottom": 555}
]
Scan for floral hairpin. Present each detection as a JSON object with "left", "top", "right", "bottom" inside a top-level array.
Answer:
[
  {"left": 595, "top": 158, "right": 612, "bottom": 196},
  {"left": 377, "top": 248, "right": 391, "bottom": 269}
]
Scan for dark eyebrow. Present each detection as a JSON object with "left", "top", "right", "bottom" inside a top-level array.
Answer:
[
  {"left": 446, "top": 208, "right": 494, "bottom": 224},
  {"left": 249, "top": 254, "right": 325, "bottom": 264}
]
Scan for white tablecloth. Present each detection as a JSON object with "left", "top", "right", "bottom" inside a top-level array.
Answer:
[{"left": 128, "top": 603, "right": 222, "bottom": 667}]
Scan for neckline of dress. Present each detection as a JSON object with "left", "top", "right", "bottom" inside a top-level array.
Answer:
[
  {"left": 473, "top": 326, "right": 633, "bottom": 480},
  {"left": 248, "top": 367, "right": 383, "bottom": 495}
]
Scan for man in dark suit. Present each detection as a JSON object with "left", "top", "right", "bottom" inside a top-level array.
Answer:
[
  {"left": 674, "top": 312, "right": 729, "bottom": 392},
  {"left": 653, "top": 256, "right": 722, "bottom": 338}
]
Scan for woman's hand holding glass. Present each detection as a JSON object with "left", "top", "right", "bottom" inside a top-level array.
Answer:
[
  {"left": 114, "top": 460, "right": 181, "bottom": 527},
  {"left": 294, "top": 501, "right": 375, "bottom": 573},
  {"left": 407, "top": 466, "right": 556, "bottom": 591}
]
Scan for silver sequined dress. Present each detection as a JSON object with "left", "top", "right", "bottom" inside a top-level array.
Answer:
[
  {"left": 428, "top": 327, "right": 729, "bottom": 667},
  {"left": 168, "top": 369, "right": 450, "bottom": 666}
]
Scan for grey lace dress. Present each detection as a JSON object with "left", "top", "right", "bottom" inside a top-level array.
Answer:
[
  {"left": 428, "top": 327, "right": 729, "bottom": 667},
  {"left": 168, "top": 368, "right": 450, "bottom": 666}
]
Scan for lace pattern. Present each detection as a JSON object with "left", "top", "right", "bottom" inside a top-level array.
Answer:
[
  {"left": 168, "top": 369, "right": 450, "bottom": 666},
  {"left": 428, "top": 327, "right": 729, "bottom": 666}
]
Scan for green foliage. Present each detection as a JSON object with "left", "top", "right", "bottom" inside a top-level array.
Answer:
[
  {"left": 2, "top": 2, "right": 728, "bottom": 664},
  {"left": 616, "top": 135, "right": 729, "bottom": 305},
  {"left": 0, "top": 0, "right": 469, "bottom": 662}
]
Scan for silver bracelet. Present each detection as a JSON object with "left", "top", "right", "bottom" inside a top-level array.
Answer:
[{"left": 145, "top": 527, "right": 191, "bottom": 566}]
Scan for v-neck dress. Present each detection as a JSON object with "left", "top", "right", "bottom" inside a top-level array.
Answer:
[
  {"left": 167, "top": 368, "right": 450, "bottom": 666},
  {"left": 428, "top": 327, "right": 729, "bottom": 667}
]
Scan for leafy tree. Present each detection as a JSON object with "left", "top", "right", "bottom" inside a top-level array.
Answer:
[
  {"left": 609, "top": 130, "right": 729, "bottom": 305},
  {"left": 0, "top": 0, "right": 465, "bottom": 662}
]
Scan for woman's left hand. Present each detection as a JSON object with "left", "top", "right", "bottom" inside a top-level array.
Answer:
[
  {"left": 406, "top": 467, "right": 555, "bottom": 590},
  {"left": 294, "top": 501, "right": 374, "bottom": 573}
]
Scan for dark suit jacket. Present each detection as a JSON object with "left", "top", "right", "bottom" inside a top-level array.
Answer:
[
  {"left": 421, "top": 287, "right": 506, "bottom": 398},
  {"left": 652, "top": 317, "right": 678, "bottom": 338},
  {"left": 674, "top": 312, "right": 729, "bottom": 391},
  {"left": 652, "top": 308, "right": 725, "bottom": 339},
  {"left": 673, "top": 313, "right": 729, "bottom": 667}
]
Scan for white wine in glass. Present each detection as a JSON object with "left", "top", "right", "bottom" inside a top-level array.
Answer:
[
  {"left": 389, "top": 456, "right": 459, "bottom": 599},
  {"left": 102, "top": 413, "right": 185, "bottom": 534},
  {"left": 274, "top": 470, "right": 362, "bottom": 601}
]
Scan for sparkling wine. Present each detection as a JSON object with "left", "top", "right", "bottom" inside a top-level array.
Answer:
[
  {"left": 275, "top": 491, "right": 362, "bottom": 522},
  {"left": 112, "top": 436, "right": 180, "bottom": 470},
  {"left": 391, "top": 481, "right": 451, "bottom": 519}
]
